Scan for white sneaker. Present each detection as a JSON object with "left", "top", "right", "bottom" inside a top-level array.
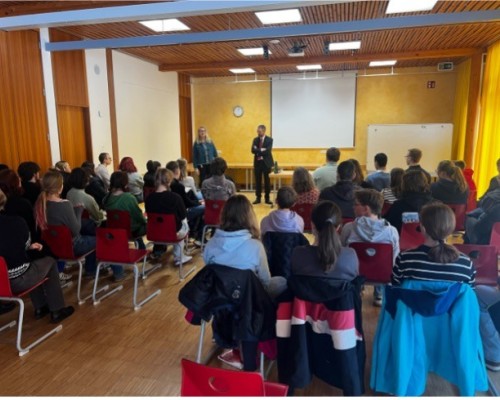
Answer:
[
  {"left": 59, "top": 272, "right": 72, "bottom": 281},
  {"left": 218, "top": 349, "right": 243, "bottom": 370},
  {"left": 174, "top": 255, "right": 193, "bottom": 265}
]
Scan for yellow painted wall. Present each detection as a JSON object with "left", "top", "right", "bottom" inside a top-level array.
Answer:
[{"left": 192, "top": 67, "right": 457, "bottom": 181}]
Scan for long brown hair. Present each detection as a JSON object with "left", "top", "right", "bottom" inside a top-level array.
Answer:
[
  {"left": 437, "top": 160, "right": 468, "bottom": 193},
  {"left": 220, "top": 195, "right": 260, "bottom": 239},
  {"left": 292, "top": 167, "right": 315, "bottom": 194},
  {"left": 35, "top": 170, "right": 63, "bottom": 230},
  {"left": 311, "top": 200, "right": 342, "bottom": 272},
  {"left": 420, "top": 203, "right": 460, "bottom": 263}
]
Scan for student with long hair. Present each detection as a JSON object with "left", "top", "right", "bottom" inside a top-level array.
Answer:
[
  {"left": 292, "top": 167, "right": 319, "bottom": 205},
  {"left": 391, "top": 203, "right": 475, "bottom": 285},
  {"left": 291, "top": 200, "right": 359, "bottom": 280},
  {"left": 430, "top": 160, "right": 468, "bottom": 205},
  {"left": 119, "top": 156, "right": 144, "bottom": 203},
  {"left": 145, "top": 168, "right": 191, "bottom": 264},
  {"left": 203, "top": 194, "right": 286, "bottom": 296},
  {"left": 0, "top": 189, "right": 74, "bottom": 323},
  {"left": 177, "top": 158, "right": 202, "bottom": 200},
  {"left": 381, "top": 168, "right": 405, "bottom": 204},
  {"left": 193, "top": 126, "right": 218, "bottom": 184}
]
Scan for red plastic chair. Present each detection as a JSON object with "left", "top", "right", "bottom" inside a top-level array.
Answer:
[
  {"left": 180, "top": 358, "right": 288, "bottom": 396},
  {"left": 0, "top": 257, "right": 62, "bottom": 356},
  {"left": 349, "top": 242, "right": 394, "bottom": 284},
  {"left": 467, "top": 189, "right": 477, "bottom": 213},
  {"left": 400, "top": 222, "right": 425, "bottom": 251},
  {"left": 146, "top": 213, "right": 196, "bottom": 281},
  {"left": 490, "top": 222, "right": 500, "bottom": 255},
  {"left": 42, "top": 225, "right": 102, "bottom": 305},
  {"left": 445, "top": 203, "right": 466, "bottom": 231},
  {"left": 454, "top": 244, "right": 498, "bottom": 286},
  {"left": 143, "top": 186, "right": 156, "bottom": 203},
  {"left": 94, "top": 228, "right": 161, "bottom": 310},
  {"left": 291, "top": 203, "right": 314, "bottom": 232},
  {"left": 106, "top": 209, "right": 143, "bottom": 247},
  {"left": 201, "top": 200, "right": 226, "bottom": 250}
]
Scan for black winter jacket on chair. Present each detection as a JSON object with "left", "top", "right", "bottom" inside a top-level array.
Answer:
[
  {"left": 262, "top": 231, "right": 309, "bottom": 279},
  {"left": 178, "top": 264, "right": 276, "bottom": 348}
]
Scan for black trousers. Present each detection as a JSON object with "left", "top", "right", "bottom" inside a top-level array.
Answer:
[{"left": 254, "top": 160, "right": 271, "bottom": 200}]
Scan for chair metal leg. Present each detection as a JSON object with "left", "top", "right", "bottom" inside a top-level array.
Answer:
[
  {"left": 178, "top": 244, "right": 196, "bottom": 281},
  {"left": 200, "top": 225, "right": 209, "bottom": 251},
  {"left": 93, "top": 262, "right": 122, "bottom": 305},
  {"left": 0, "top": 297, "right": 62, "bottom": 357},
  {"left": 0, "top": 320, "right": 16, "bottom": 333},
  {"left": 142, "top": 242, "right": 163, "bottom": 280},
  {"left": 132, "top": 264, "right": 161, "bottom": 311},
  {"left": 196, "top": 320, "right": 206, "bottom": 363},
  {"left": 77, "top": 260, "right": 109, "bottom": 305}
]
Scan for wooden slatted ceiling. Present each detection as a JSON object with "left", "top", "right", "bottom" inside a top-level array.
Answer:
[{"left": 1, "top": 0, "right": 499, "bottom": 76}]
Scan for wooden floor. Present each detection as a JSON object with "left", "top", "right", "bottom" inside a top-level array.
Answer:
[{"left": 0, "top": 193, "right": 497, "bottom": 396}]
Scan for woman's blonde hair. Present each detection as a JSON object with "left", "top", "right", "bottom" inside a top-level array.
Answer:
[
  {"left": 35, "top": 170, "right": 63, "bottom": 230},
  {"left": 195, "top": 126, "right": 213, "bottom": 144},
  {"left": 420, "top": 203, "right": 460, "bottom": 263},
  {"left": 154, "top": 168, "right": 174, "bottom": 190},
  {"left": 437, "top": 160, "right": 468, "bottom": 193},
  {"left": 177, "top": 158, "right": 188, "bottom": 180},
  {"left": 220, "top": 194, "right": 260, "bottom": 239}
]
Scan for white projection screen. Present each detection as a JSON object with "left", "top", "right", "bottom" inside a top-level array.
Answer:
[{"left": 271, "top": 71, "right": 357, "bottom": 148}]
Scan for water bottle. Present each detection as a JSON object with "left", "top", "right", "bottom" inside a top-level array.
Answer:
[{"left": 273, "top": 161, "right": 278, "bottom": 174}]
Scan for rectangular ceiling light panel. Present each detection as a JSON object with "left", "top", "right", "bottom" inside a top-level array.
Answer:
[
  {"left": 255, "top": 9, "right": 302, "bottom": 24},
  {"left": 329, "top": 41, "right": 361, "bottom": 51},
  {"left": 139, "top": 19, "right": 190, "bottom": 32},
  {"left": 229, "top": 68, "right": 256, "bottom": 74},
  {"left": 238, "top": 47, "right": 272, "bottom": 56},
  {"left": 386, "top": 0, "right": 438, "bottom": 14}
]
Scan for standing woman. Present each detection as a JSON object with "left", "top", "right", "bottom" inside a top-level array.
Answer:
[
  {"left": 193, "top": 126, "right": 218, "bottom": 185},
  {"left": 430, "top": 160, "right": 469, "bottom": 205},
  {"left": 119, "top": 156, "right": 144, "bottom": 203}
]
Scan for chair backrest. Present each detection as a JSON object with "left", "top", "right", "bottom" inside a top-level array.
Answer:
[
  {"left": 381, "top": 201, "right": 392, "bottom": 217},
  {"left": 290, "top": 203, "right": 314, "bottom": 232},
  {"left": 349, "top": 242, "right": 393, "bottom": 283},
  {"left": 181, "top": 358, "right": 266, "bottom": 396},
  {"left": 106, "top": 209, "right": 132, "bottom": 238},
  {"left": 146, "top": 213, "right": 180, "bottom": 242},
  {"left": 0, "top": 256, "right": 14, "bottom": 297},
  {"left": 143, "top": 186, "right": 156, "bottom": 203},
  {"left": 96, "top": 227, "right": 131, "bottom": 262},
  {"left": 42, "top": 225, "right": 76, "bottom": 260},
  {"left": 454, "top": 244, "right": 498, "bottom": 286},
  {"left": 400, "top": 222, "right": 425, "bottom": 251},
  {"left": 204, "top": 199, "right": 226, "bottom": 226},
  {"left": 467, "top": 189, "right": 477, "bottom": 213},
  {"left": 262, "top": 231, "right": 309, "bottom": 279},
  {"left": 490, "top": 222, "right": 500, "bottom": 254},
  {"left": 445, "top": 203, "right": 466, "bottom": 231}
]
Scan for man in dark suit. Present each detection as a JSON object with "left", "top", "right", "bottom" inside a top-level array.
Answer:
[{"left": 251, "top": 124, "right": 274, "bottom": 205}]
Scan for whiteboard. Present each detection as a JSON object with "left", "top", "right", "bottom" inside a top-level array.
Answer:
[
  {"left": 366, "top": 124, "right": 453, "bottom": 173},
  {"left": 271, "top": 71, "right": 356, "bottom": 148}
]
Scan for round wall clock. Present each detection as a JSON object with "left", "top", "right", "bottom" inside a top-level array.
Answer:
[{"left": 233, "top": 105, "right": 244, "bottom": 117}]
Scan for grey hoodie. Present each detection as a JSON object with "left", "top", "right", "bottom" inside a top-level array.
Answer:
[
  {"left": 260, "top": 209, "right": 304, "bottom": 236},
  {"left": 203, "top": 229, "right": 271, "bottom": 287},
  {"left": 340, "top": 216, "right": 400, "bottom": 261}
]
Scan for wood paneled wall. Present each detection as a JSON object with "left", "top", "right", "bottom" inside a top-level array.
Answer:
[
  {"left": 50, "top": 28, "right": 91, "bottom": 168},
  {"left": 0, "top": 30, "right": 52, "bottom": 172}
]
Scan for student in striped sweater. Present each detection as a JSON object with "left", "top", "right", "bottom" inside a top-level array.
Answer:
[{"left": 391, "top": 203, "right": 475, "bottom": 286}]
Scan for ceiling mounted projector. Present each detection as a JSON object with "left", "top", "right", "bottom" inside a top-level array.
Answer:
[{"left": 288, "top": 42, "right": 306, "bottom": 57}]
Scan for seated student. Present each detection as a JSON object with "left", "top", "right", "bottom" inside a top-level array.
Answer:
[
  {"left": 203, "top": 194, "right": 286, "bottom": 298},
  {"left": 95, "top": 152, "right": 112, "bottom": 191},
  {"left": 201, "top": 157, "right": 236, "bottom": 201},
  {"left": 35, "top": 170, "right": 124, "bottom": 281},
  {"left": 350, "top": 158, "right": 374, "bottom": 189},
  {"left": 119, "top": 156, "right": 144, "bottom": 203},
  {"left": 292, "top": 167, "right": 319, "bottom": 205},
  {"left": 341, "top": 189, "right": 399, "bottom": 306},
  {"left": 465, "top": 187, "right": 500, "bottom": 244},
  {"left": 366, "top": 153, "right": 390, "bottom": 191},
  {"left": 381, "top": 168, "right": 405, "bottom": 204},
  {"left": 291, "top": 200, "right": 358, "bottom": 280},
  {"left": 454, "top": 160, "right": 478, "bottom": 211},
  {"left": 66, "top": 167, "right": 105, "bottom": 235},
  {"left": 143, "top": 160, "right": 161, "bottom": 188},
  {"left": 404, "top": 148, "right": 432, "bottom": 184},
  {"left": 103, "top": 171, "right": 147, "bottom": 251},
  {"left": 144, "top": 168, "right": 192, "bottom": 265},
  {"left": 81, "top": 161, "right": 107, "bottom": 207},
  {"left": 391, "top": 203, "right": 475, "bottom": 286},
  {"left": 178, "top": 158, "right": 203, "bottom": 200},
  {"left": 384, "top": 170, "right": 434, "bottom": 233},
  {"left": 260, "top": 186, "right": 304, "bottom": 236},
  {"left": 312, "top": 147, "right": 340, "bottom": 191},
  {"left": 319, "top": 160, "right": 360, "bottom": 219},
  {"left": 430, "top": 160, "right": 469, "bottom": 205},
  {"left": 17, "top": 161, "right": 41, "bottom": 206},
  {"left": 54, "top": 160, "right": 72, "bottom": 199},
  {"left": 167, "top": 160, "right": 205, "bottom": 245},
  {"left": 483, "top": 158, "right": 500, "bottom": 197},
  {"left": 475, "top": 285, "right": 500, "bottom": 371},
  {"left": 0, "top": 189, "right": 74, "bottom": 323}
]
